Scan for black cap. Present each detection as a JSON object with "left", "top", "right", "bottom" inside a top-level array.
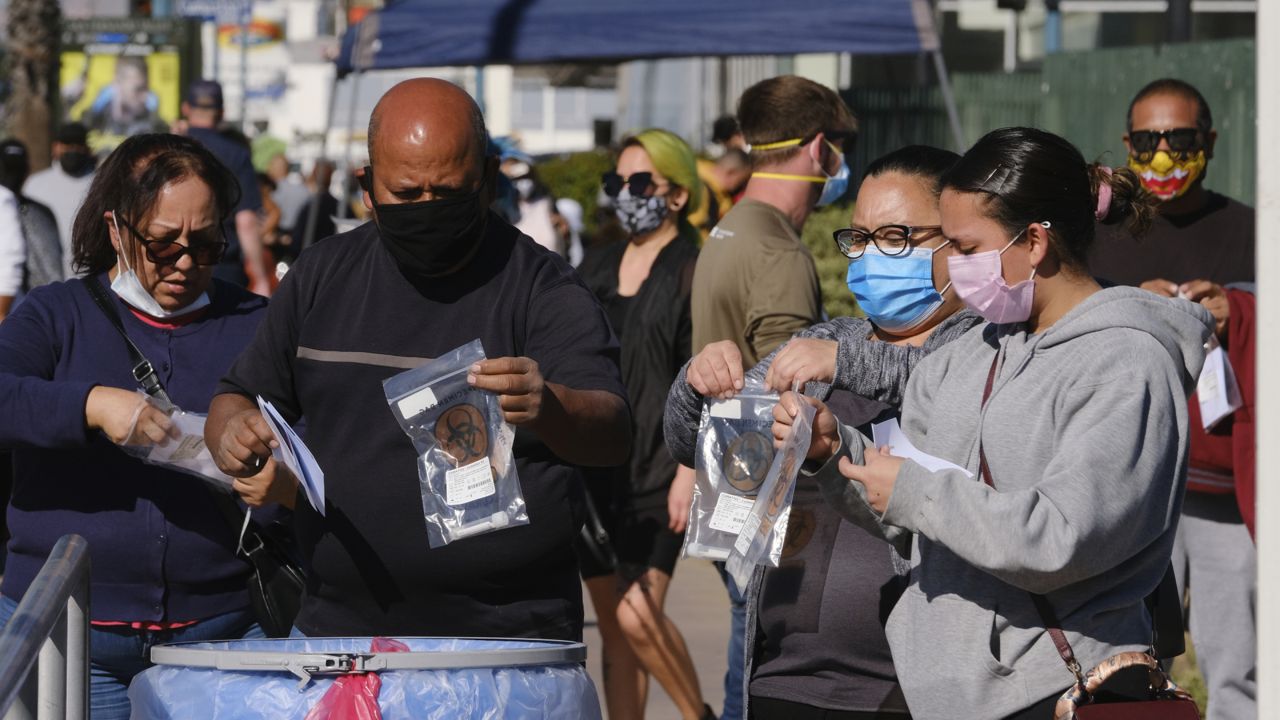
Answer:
[
  {"left": 185, "top": 80, "right": 224, "bottom": 110},
  {"left": 55, "top": 122, "right": 89, "bottom": 146}
]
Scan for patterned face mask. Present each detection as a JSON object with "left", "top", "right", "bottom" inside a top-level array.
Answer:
[
  {"left": 614, "top": 187, "right": 670, "bottom": 237},
  {"left": 1128, "top": 150, "right": 1207, "bottom": 201}
]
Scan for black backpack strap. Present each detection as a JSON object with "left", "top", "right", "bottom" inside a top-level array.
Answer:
[{"left": 82, "top": 276, "right": 174, "bottom": 407}]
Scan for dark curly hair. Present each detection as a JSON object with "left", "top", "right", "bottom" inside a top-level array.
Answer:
[{"left": 72, "top": 133, "right": 240, "bottom": 275}]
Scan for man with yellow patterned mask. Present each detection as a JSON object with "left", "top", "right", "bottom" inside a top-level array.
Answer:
[
  {"left": 1090, "top": 77, "right": 1256, "bottom": 720},
  {"left": 1124, "top": 87, "right": 1214, "bottom": 203}
]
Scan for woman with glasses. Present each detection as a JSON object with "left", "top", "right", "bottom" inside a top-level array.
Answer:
[
  {"left": 779, "top": 128, "right": 1210, "bottom": 719},
  {"left": 577, "top": 129, "right": 711, "bottom": 720},
  {"left": 0, "top": 134, "right": 290, "bottom": 720},
  {"left": 665, "top": 145, "right": 981, "bottom": 719}
]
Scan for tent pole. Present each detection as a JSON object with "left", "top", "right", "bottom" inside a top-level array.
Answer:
[
  {"left": 1256, "top": 0, "right": 1279, "bottom": 716},
  {"left": 930, "top": 49, "right": 965, "bottom": 151}
]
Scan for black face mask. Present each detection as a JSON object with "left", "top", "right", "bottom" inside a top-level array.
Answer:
[
  {"left": 58, "top": 150, "right": 95, "bottom": 177},
  {"left": 372, "top": 185, "right": 489, "bottom": 278}
]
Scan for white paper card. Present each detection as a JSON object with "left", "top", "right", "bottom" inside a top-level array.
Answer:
[
  {"left": 709, "top": 399, "right": 743, "bottom": 420},
  {"left": 257, "top": 396, "right": 326, "bottom": 515},
  {"left": 708, "top": 493, "right": 756, "bottom": 534},
  {"left": 1198, "top": 339, "right": 1243, "bottom": 431},
  {"left": 444, "top": 459, "right": 497, "bottom": 505},
  {"left": 871, "top": 419, "right": 973, "bottom": 478}
]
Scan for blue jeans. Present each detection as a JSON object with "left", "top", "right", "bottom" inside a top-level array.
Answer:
[
  {"left": 0, "top": 595, "right": 263, "bottom": 720},
  {"left": 715, "top": 562, "right": 746, "bottom": 720}
]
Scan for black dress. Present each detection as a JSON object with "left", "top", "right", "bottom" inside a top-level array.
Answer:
[{"left": 575, "top": 234, "right": 698, "bottom": 582}]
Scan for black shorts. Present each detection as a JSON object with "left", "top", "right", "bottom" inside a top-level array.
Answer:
[{"left": 574, "top": 474, "right": 684, "bottom": 584}]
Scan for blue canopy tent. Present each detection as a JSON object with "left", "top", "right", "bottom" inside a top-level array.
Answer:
[
  {"left": 336, "top": 0, "right": 942, "bottom": 72},
  {"left": 331, "top": 0, "right": 961, "bottom": 147},
  {"left": 311, "top": 0, "right": 962, "bottom": 242}
]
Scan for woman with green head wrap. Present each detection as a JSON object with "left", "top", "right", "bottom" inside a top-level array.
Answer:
[{"left": 576, "top": 129, "right": 712, "bottom": 720}]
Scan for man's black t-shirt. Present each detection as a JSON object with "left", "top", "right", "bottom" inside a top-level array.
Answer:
[
  {"left": 218, "top": 214, "right": 626, "bottom": 639},
  {"left": 1089, "top": 190, "right": 1254, "bottom": 287}
]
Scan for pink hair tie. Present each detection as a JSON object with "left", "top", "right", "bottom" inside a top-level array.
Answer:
[{"left": 1095, "top": 166, "right": 1114, "bottom": 221}]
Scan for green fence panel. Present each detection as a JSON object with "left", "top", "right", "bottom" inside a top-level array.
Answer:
[{"left": 844, "top": 38, "right": 1255, "bottom": 205}]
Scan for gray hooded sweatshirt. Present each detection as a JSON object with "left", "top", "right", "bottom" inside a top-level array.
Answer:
[{"left": 811, "top": 287, "right": 1213, "bottom": 719}]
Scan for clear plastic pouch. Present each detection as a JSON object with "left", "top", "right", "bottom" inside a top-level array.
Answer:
[
  {"left": 725, "top": 397, "right": 815, "bottom": 589},
  {"left": 121, "top": 392, "right": 235, "bottom": 491},
  {"left": 383, "top": 339, "right": 527, "bottom": 548},
  {"left": 682, "top": 378, "right": 780, "bottom": 561}
]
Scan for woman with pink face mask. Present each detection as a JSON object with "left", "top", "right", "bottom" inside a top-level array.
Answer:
[{"left": 776, "top": 127, "right": 1215, "bottom": 720}]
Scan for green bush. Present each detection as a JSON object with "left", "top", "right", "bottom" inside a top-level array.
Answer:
[
  {"left": 802, "top": 202, "right": 863, "bottom": 321},
  {"left": 538, "top": 150, "right": 615, "bottom": 239}
]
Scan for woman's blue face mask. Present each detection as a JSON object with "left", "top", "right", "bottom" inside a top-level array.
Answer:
[{"left": 844, "top": 240, "right": 952, "bottom": 334}]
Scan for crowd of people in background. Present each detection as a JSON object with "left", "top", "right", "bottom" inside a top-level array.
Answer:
[{"left": 0, "top": 69, "right": 1258, "bottom": 720}]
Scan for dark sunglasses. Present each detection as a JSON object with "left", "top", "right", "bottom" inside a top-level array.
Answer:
[
  {"left": 1129, "top": 128, "right": 1203, "bottom": 159},
  {"left": 116, "top": 214, "right": 227, "bottom": 266},
  {"left": 602, "top": 171, "right": 665, "bottom": 199},
  {"left": 833, "top": 224, "right": 943, "bottom": 260}
]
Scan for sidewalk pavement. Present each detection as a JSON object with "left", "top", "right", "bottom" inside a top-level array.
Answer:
[{"left": 583, "top": 558, "right": 733, "bottom": 719}]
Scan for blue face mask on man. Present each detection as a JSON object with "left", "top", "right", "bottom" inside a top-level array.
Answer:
[
  {"left": 751, "top": 139, "right": 850, "bottom": 207},
  {"left": 844, "top": 242, "right": 951, "bottom": 334}
]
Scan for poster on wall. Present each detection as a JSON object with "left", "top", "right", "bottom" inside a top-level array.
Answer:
[{"left": 60, "top": 18, "right": 202, "bottom": 153}]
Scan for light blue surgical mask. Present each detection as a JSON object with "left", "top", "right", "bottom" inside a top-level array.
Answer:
[
  {"left": 845, "top": 242, "right": 951, "bottom": 334},
  {"left": 816, "top": 156, "right": 851, "bottom": 207}
]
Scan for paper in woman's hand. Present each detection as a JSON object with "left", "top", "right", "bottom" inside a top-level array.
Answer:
[
  {"left": 257, "top": 396, "right": 326, "bottom": 515},
  {"left": 870, "top": 419, "right": 972, "bottom": 478}
]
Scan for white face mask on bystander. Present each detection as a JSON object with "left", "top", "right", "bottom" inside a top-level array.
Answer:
[{"left": 110, "top": 212, "right": 210, "bottom": 319}]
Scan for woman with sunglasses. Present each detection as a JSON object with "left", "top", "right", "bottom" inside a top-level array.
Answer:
[
  {"left": 576, "top": 129, "right": 710, "bottom": 720},
  {"left": 0, "top": 134, "right": 290, "bottom": 719},
  {"left": 778, "top": 127, "right": 1213, "bottom": 719},
  {"left": 665, "top": 145, "right": 982, "bottom": 719}
]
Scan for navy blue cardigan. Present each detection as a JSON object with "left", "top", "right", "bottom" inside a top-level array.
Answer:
[{"left": 0, "top": 275, "right": 267, "bottom": 622}]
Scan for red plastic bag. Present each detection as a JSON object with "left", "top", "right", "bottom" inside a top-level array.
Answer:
[{"left": 303, "top": 638, "right": 410, "bottom": 720}]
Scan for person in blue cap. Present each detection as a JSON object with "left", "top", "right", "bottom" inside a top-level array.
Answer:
[{"left": 180, "top": 80, "right": 272, "bottom": 297}]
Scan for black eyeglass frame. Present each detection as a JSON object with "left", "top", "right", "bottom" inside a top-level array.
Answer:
[
  {"left": 115, "top": 213, "right": 228, "bottom": 267},
  {"left": 1128, "top": 127, "right": 1205, "bottom": 161},
  {"left": 601, "top": 171, "right": 668, "bottom": 199},
  {"left": 833, "top": 224, "right": 944, "bottom": 260}
]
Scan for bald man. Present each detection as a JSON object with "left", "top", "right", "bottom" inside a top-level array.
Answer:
[{"left": 206, "top": 79, "right": 630, "bottom": 640}]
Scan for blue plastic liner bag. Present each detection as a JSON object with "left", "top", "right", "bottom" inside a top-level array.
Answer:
[{"left": 128, "top": 637, "right": 602, "bottom": 720}]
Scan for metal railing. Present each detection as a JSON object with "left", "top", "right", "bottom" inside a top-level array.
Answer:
[{"left": 0, "top": 535, "right": 90, "bottom": 720}]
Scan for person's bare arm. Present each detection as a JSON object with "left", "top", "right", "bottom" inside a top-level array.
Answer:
[
  {"left": 235, "top": 209, "right": 272, "bottom": 297},
  {"left": 0, "top": 295, "right": 13, "bottom": 323},
  {"left": 468, "top": 357, "right": 631, "bottom": 467}
]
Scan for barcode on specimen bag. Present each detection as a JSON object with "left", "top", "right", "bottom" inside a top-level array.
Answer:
[{"left": 445, "top": 459, "right": 496, "bottom": 505}]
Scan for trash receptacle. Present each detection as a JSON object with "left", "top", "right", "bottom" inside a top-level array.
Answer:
[{"left": 128, "top": 637, "right": 601, "bottom": 719}]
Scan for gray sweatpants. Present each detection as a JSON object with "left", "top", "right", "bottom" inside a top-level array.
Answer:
[{"left": 1172, "top": 491, "right": 1256, "bottom": 720}]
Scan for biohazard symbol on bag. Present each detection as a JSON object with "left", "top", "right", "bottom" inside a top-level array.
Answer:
[{"left": 435, "top": 404, "right": 488, "bottom": 466}]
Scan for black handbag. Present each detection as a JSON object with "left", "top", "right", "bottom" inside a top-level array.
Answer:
[{"left": 83, "top": 276, "right": 305, "bottom": 637}]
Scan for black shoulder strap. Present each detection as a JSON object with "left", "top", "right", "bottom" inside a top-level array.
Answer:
[
  {"left": 82, "top": 276, "right": 254, "bottom": 548},
  {"left": 82, "top": 276, "right": 173, "bottom": 407}
]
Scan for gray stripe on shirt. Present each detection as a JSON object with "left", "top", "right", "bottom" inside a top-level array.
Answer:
[{"left": 296, "top": 346, "right": 430, "bottom": 369}]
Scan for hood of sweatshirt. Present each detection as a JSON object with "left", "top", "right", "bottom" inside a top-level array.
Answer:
[{"left": 1025, "top": 286, "right": 1214, "bottom": 392}]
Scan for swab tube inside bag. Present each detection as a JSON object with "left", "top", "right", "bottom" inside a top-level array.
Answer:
[
  {"left": 725, "top": 397, "right": 815, "bottom": 589},
  {"left": 682, "top": 378, "right": 780, "bottom": 561},
  {"left": 383, "top": 339, "right": 528, "bottom": 548}
]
